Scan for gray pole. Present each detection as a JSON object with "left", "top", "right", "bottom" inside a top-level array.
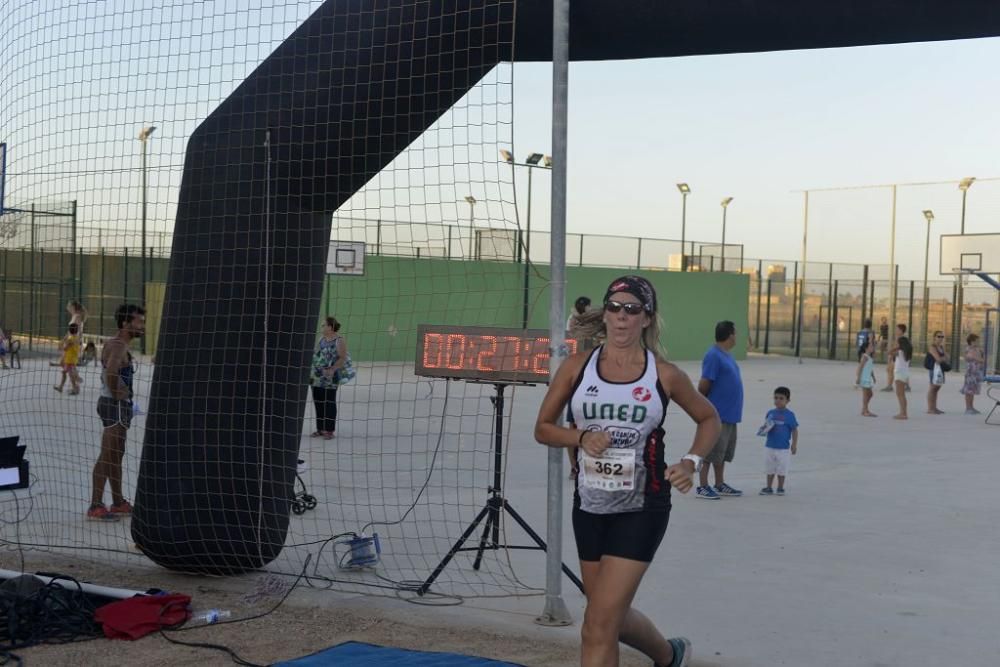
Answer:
[
  {"left": 468, "top": 200, "right": 475, "bottom": 260},
  {"left": 680, "top": 192, "right": 687, "bottom": 271},
  {"left": 538, "top": 0, "right": 572, "bottom": 627},
  {"left": 954, "top": 189, "right": 969, "bottom": 362},
  {"left": 721, "top": 206, "right": 727, "bottom": 272},
  {"left": 141, "top": 138, "right": 148, "bottom": 301},
  {"left": 888, "top": 184, "right": 897, "bottom": 331},
  {"left": 522, "top": 166, "right": 533, "bottom": 328},
  {"left": 795, "top": 191, "right": 809, "bottom": 361},
  {"left": 922, "top": 215, "right": 931, "bottom": 351}
]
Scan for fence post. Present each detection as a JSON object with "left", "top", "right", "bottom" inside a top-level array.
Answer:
[
  {"left": 816, "top": 302, "right": 822, "bottom": 359},
  {"left": 124, "top": 247, "right": 129, "bottom": 303},
  {"left": 376, "top": 218, "right": 382, "bottom": 256},
  {"left": 950, "top": 282, "right": 959, "bottom": 369},
  {"left": 907, "top": 280, "right": 914, "bottom": 339},
  {"left": 829, "top": 280, "right": 839, "bottom": 359},
  {"left": 447, "top": 225, "right": 453, "bottom": 259},
  {"left": 790, "top": 261, "right": 799, "bottom": 350},
  {"left": 28, "top": 205, "right": 36, "bottom": 350},
  {"left": 78, "top": 247, "right": 85, "bottom": 306},
  {"left": 764, "top": 278, "right": 772, "bottom": 354},
  {"left": 845, "top": 306, "right": 853, "bottom": 359},
  {"left": 860, "top": 265, "right": 869, "bottom": 328},
  {"left": 636, "top": 237, "right": 642, "bottom": 270},
  {"left": 755, "top": 260, "right": 763, "bottom": 348},
  {"left": 578, "top": 235, "right": 584, "bottom": 267},
  {"left": 100, "top": 248, "right": 106, "bottom": 338}
]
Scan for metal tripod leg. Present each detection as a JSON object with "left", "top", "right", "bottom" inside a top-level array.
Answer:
[
  {"left": 503, "top": 499, "right": 583, "bottom": 592},
  {"left": 418, "top": 503, "right": 491, "bottom": 596},
  {"left": 472, "top": 497, "right": 500, "bottom": 570}
]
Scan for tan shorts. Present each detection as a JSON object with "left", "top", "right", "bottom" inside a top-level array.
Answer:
[{"left": 705, "top": 423, "right": 738, "bottom": 464}]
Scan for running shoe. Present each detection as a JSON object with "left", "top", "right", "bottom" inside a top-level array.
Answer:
[
  {"left": 715, "top": 482, "right": 743, "bottom": 497},
  {"left": 109, "top": 500, "right": 133, "bottom": 515},
  {"left": 667, "top": 636, "right": 691, "bottom": 667},
  {"left": 696, "top": 486, "right": 720, "bottom": 500},
  {"left": 87, "top": 505, "right": 119, "bottom": 521}
]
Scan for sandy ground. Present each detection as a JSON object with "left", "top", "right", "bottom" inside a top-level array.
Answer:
[{"left": 1, "top": 551, "right": 682, "bottom": 667}]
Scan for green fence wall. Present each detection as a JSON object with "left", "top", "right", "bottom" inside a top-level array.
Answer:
[{"left": 320, "top": 257, "right": 749, "bottom": 362}]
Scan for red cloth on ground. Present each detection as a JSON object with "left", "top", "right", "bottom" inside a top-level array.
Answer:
[{"left": 95, "top": 593, "right": 192, "bottom": 639}]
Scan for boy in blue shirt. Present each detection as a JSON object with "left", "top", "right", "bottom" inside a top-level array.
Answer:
[{"left": 758, "top": 386, "right": 799, "bottom": 496}]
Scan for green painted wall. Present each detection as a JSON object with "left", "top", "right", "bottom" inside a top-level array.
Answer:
[{"left": 322, "top": 257, "right": 749, "bottom": 362}]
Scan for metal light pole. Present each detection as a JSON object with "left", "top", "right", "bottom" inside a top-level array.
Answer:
[
  {"left": 888, "top": 184, "right": 898, "bottom": 334},
  {"left": 720, "top": 196, "right": 733, "bottom": 272},
  {"left": 922, "top": 209, "right": 934, "bottom": 351},
  {"left": 795, "top": 191, "right": 809, "bottom": 361},
  {"left": 954, "top": 177, "right": 975, "bottom": 361},
  {"left": 677, "top": 183, "right": 690, "bottom": 271},
  {"left": 138, "top": 125, "right": 156, "bottom": 354},
  {"left": 464, "top": 195, "right": 476, "bottom": 260},
  {"left": 502, "top": 150, "right": 552, "bottom": 328}
]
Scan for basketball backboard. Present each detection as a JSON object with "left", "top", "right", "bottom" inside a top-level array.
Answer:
[
  {"left": 327, "top": 240, "right": 365, "bottom": 275},
  {"left": 940, "top": 233, "right": 1000, "bottom": 275}
]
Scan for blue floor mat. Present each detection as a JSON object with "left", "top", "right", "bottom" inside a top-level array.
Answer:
[{"left": 274, "top": 641, "right": 527, "bottom": 666}]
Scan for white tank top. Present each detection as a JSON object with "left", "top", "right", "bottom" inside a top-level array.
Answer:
[{"left": 568, "top": 346, "right": 670, "bottom": 514}]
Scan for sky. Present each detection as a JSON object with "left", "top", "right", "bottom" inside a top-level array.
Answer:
[
  {"left": 3, "top": 2, "right": 1000, "bottom": 284},
  {"left": 509, "top": 37, "right": 1000, "bottom": 281}
]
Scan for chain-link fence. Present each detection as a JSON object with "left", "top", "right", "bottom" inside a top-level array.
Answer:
[{"left": 2, "top": 220, "right": 998, "bottom": 371}]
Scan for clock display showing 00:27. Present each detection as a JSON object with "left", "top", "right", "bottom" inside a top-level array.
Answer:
[{"left": 414, "top": 325, "right": 579, "bottom": 383}]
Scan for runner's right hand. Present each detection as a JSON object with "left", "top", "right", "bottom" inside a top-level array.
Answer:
[{"left": 579, "top": 430, "right": 611, "bottom": 458}]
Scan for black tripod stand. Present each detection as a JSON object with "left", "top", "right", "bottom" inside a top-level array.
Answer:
[{"left": 418, "top": 382, "right": 583, "bottom": 596}]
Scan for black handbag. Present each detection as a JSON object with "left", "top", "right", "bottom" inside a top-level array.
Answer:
[
  {"left": 940, "top": 360, "right": 952, "bottom": 373},
  {"left": 923, "top": 353, "right": 934, "bottom": 371}
]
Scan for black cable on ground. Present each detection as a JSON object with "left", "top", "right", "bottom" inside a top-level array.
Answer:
[{"left": 156, "top": 553, "right": 313, "bottom": 667}]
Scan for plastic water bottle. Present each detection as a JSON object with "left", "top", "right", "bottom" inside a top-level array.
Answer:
[{"left": 189, "top": 608, "right": 231, "bottom": 624}]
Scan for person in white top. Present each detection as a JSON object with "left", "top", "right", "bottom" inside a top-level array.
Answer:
[
  {"left": 891, "top": 329, "right": 913, "bottom": 420},
  {"left": 535, "top": 275, "right": 720, "bottom": 667}
]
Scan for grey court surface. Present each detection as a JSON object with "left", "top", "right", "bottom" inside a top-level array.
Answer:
[
  {"left": 2, "top": 352, "right": 998, "bottom": 666},
  {"left": 413, "top": 353, "right": 1000, "bottom": 667}
]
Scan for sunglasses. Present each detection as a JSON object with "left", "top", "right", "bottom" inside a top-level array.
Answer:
[
  {"left": 605, "top": 300, "right": 646, "bottom": 315},
  {"left": 935, "top": 335, "right": 944, "bottom": 339}
]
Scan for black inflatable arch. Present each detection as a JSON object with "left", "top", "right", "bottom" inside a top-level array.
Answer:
[{"left": 133, "top": 0, "right": 1000, "bottom": 573}]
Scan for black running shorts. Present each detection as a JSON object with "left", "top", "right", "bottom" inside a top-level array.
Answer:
[
  {"left": 97, "top": 396, "right": 132, "bottom": 429},
  {"left": 572, "top": 507, "right": 670, "bottom": 563}
]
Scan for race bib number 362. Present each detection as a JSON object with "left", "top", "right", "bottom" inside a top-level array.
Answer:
[{"left": 580, "top": 448, "right": 636, "bottom": 492}]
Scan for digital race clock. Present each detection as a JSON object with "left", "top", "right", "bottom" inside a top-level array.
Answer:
[{"left": 414, "top": 324, "right": 579, "bottom": 384}]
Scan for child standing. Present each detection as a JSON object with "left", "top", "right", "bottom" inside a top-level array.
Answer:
[
  {"left": 892, "top": 335, "right": 913, "bottom": 420},
  {"left": 758, "top": 386, "right": 798, "bottom": 496},
  {"left": 54, "top": 323, "right": 81, "bottom": 394},
  {"left": 856, "top": 337, "right": 877, "bottom": 417}
]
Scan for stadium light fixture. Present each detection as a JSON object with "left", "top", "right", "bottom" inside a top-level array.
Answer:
[
  {"left": 499, "top": 149, "right": 514, "bottom": 163},
  {"left": 958, "top": 177, "right": 975, "bottom": 191},
  {"left": 526, "top": 153, "right": 544, "bottom": 165},
  {"left": 676, "top": 183, "right": 690, "bottom": 271}
]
